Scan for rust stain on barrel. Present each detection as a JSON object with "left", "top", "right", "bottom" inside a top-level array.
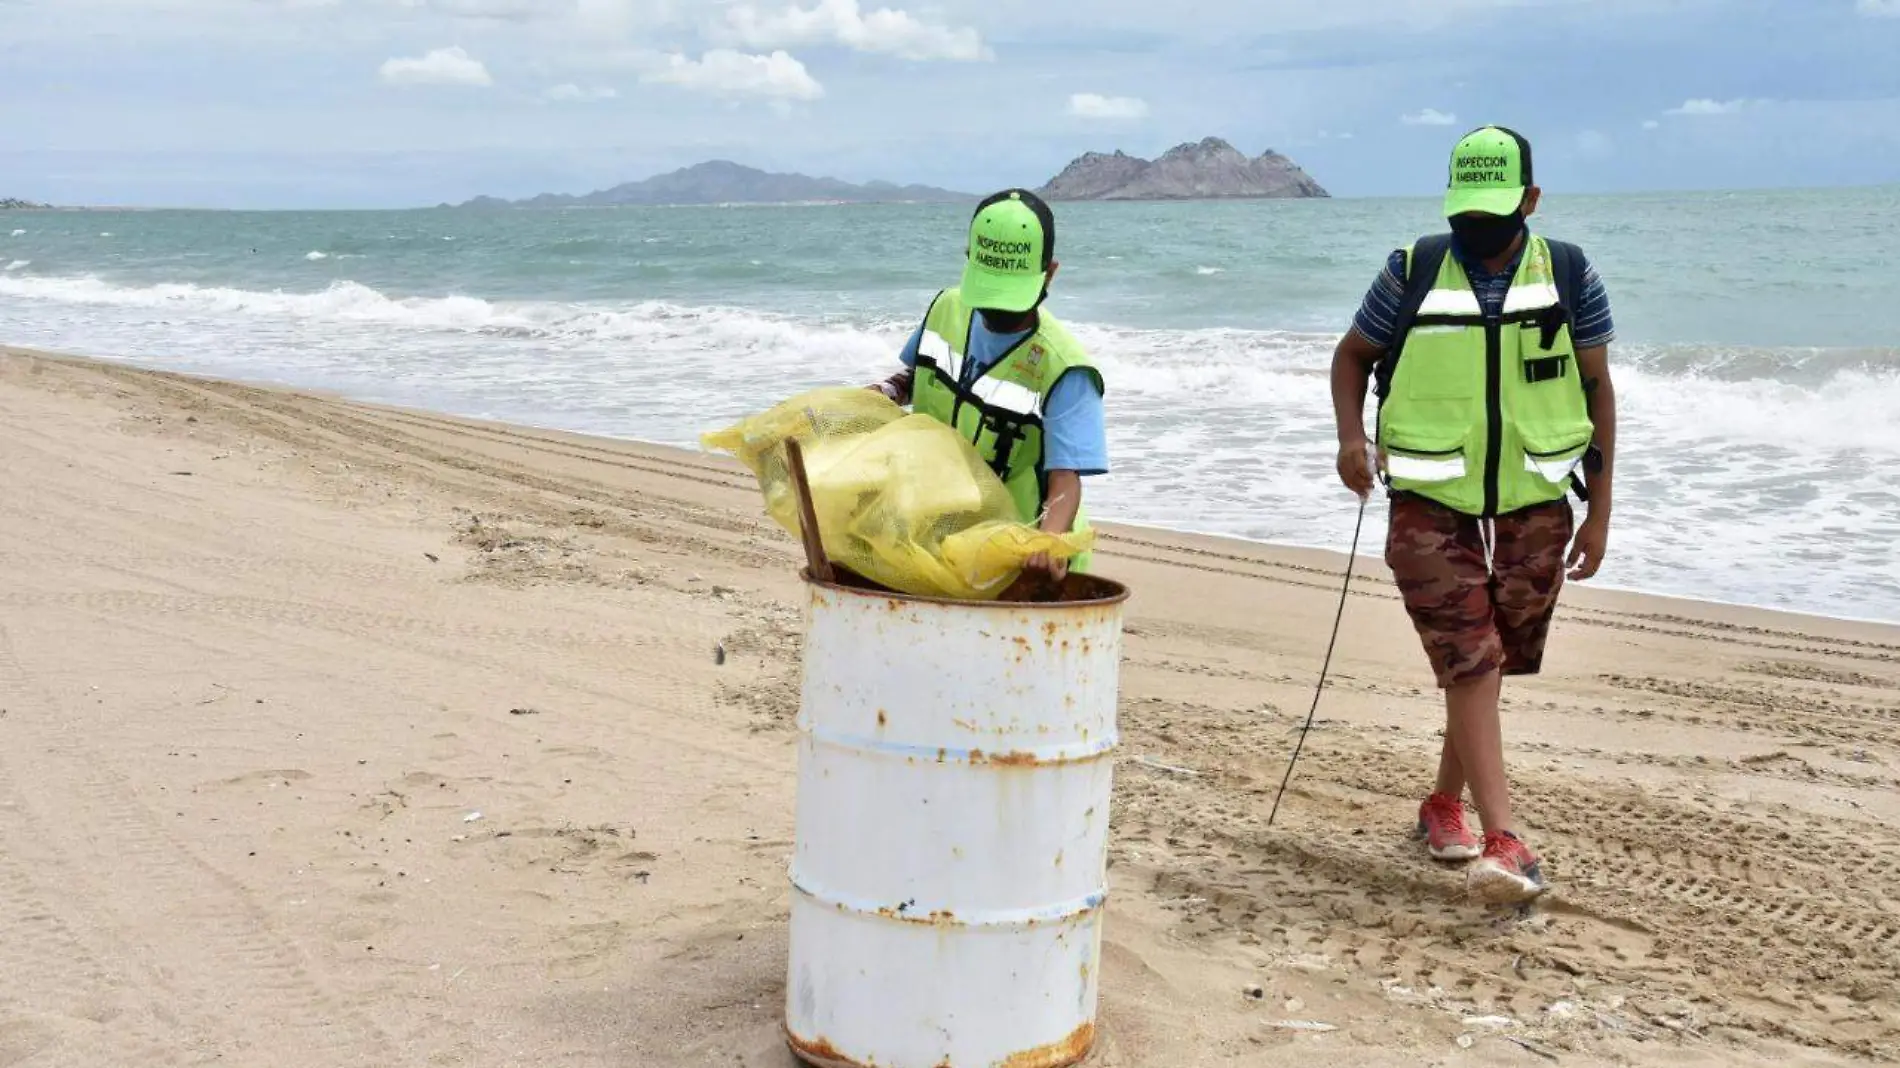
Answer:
[
  {"left": 969, "top": 748, "right": 1041, "bottom": 767},
  {"left": 1001, "top": 1021, "right": 1097, "bottom": 1068},
  {"left": 875, "top": 905, "right": 960, "bottom": 927},
  {"left": 785, "top": 1031, "right": 867, "bottom": 1067},
  {"left": 876, "top": 708, "right": 887, "bottom": 728}
]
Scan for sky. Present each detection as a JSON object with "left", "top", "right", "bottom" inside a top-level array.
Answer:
[{"left": 4, "top": 0, "right": 1900, "bottom": 208}]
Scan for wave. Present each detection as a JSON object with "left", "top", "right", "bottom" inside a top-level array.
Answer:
[
  {"left": 1195, "top": 266, "right": 1225, "bottom": 276},
  {"left": 3, "top": 272, "right": 1896, "bottom": 456},
  {"left": 305, "top": 251, "right": 329, "bottom": 261},
  {"left": 0, "top": 273, "right": 904, "bottom": 366},
  {"left": 8, "top": 229, "right": 23, "bottom": 237},
  {"left": 3, "top": 260, "right": 27, "bottom": 272}
]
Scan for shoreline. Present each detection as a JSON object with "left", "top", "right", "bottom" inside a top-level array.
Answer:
[
  {"left": 1, "top": 345, "right": 1896, "bottom": 1065},
  {"left": 7, "top": 342, "right": 1893, "bottom": 634}
]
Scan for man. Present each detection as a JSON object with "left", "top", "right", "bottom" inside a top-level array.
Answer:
[
  {"left": 870, "top": 188, "right": 1108, "bottom": 581},
  {"left": 1329, "top": 126, "right": 1617, "bottom": 904}
]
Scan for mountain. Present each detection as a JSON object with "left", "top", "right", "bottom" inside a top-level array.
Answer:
[
  {"left": 1037, "top": 137, "right": 1328, "bottom": 201},
  {"left": 1, "top": 198, "right": 50, "bottom": 210},
  {"left": 455, "top": 161, "right": 972, "bottom": 208}
]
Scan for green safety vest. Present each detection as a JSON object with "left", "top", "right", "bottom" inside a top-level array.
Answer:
[
  {"left": 1376, "top": 233, "right": 1594, "bottom": 517},
  {"left": 909, "top": 287, "right": 1104, "bottom": 571}
]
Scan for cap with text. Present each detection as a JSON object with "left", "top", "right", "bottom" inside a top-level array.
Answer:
[
  {"left": 960, "top": 188, "right": 1055, "bottom": 313},
  {"left": 1443, "top": 126, "right": 1534, "bottom": 218}
]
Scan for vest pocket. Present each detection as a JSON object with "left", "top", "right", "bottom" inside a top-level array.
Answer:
[
  {"left": 1393, "top": 330, "right": 1479, "bottom": 401},
  {"left": 1380, "top": 429, "right": 1469, "bottom": 485},
  {"left": 1518, "top": 423, "right": 1594, "bottom": 485}
]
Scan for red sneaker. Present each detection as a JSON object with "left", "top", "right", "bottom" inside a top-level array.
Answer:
[
  {"left": 1415, "top": 793, "right": 1481, "bottom": 861},
  {"left": 1467, "top": 831, "right": 1548, "bottom": 905}
]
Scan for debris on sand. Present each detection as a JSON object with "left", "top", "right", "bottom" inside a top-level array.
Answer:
[
  {"left": 1132, "top": 755, "right": 1199, "bottom": 777},
  {"left": 1264, "top": 1020, "right": 1337, "bottom": 1033}
]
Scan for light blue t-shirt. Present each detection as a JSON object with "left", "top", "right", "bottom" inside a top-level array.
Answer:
[{"left": 897, "top": 317, "right": 1109, "bottom": 476}]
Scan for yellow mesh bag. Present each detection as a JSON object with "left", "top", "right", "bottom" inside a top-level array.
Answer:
[{"left": 702, "top": 386, "right": 1092, "bottom": 600}]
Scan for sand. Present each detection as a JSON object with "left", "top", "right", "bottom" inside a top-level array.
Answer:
[{"left": 0, "top": 346, "right": 1894, "bottom": 1068}]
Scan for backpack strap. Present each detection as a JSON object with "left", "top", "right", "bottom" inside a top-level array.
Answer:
[
  {"left": 1542, "top": 237, "right": 1602, "bottom": 504},
  {"left": 1372, "top": 233, "right": 1453, "bottom": 403},
  {"left": 1545, "top": 237, "right": 1583, "bottom": 315}
]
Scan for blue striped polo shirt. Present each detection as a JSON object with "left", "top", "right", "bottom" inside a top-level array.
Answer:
[{"left": 1350, "top": 233, "right": 1615, "bottom": 350}]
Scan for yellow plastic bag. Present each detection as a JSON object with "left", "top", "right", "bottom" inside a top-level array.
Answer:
[{"left": 702, "top": 387, "right": 1092, "bottom": 600}]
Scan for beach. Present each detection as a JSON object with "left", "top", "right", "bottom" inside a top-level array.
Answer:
[{"left": 1, "top": 345, "right": 1894, "bottom": 1067}]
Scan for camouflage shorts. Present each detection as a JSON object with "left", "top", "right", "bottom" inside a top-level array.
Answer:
[{"left": 1384, "top": 493, "right": 1574, "bottom": 689}]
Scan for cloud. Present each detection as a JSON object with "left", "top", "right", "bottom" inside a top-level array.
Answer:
[
  {"left": 543, "top": 83, "right": 617, "bottom": 102},
  {"left": 1401, "top": 108, "right": 1457, "bottom": 126},
  {"left": 717, "top": 0, "right": 991, "bottom": 62},
  {"left": 1665, "top": 97, "right": 1764, "bottom": 116},
  {"left": 1858, "top": 0, "right": 1900, "bottom": 17},
  {"left": 1067, "top": 93, "right": 1148, "bottom": 120},
  {"left": 638, "top": 49, "right": 824, "bottom": 101},
  {"left": 1641, "top": 119, "right": 1660, "bottom": 130},
  {"left": 378, "top": 46, "right": 493, "bottom": 86}
]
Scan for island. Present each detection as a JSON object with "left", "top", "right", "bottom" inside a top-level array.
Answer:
[
  {"left": 1, "top": 198, "right": 51, "bottom": 210},
  {"left": 1036, "top": 137, "right": 1328, "bottom": 201},
  {"left": 453, "top": 161, "right": 972, "bottom": 209}
]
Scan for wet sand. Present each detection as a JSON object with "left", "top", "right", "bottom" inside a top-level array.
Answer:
[{"left": 1, "top": 346, "right": 1894, "bottom": 1067}]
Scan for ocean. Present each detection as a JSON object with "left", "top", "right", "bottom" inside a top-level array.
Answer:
[{"left": 3, "top": 187, "right": 1897, "bottom": 623}]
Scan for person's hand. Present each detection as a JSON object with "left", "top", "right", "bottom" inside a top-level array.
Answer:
[
  {"left": 1023, "top": 551, "right": 1069, "bottom": 583},
  {"left": 1336, "top": 438, "right": 1376, "bottom": 498},
  {"left": 1567, "top": 514, "right": 1609, "bottom": 580}
]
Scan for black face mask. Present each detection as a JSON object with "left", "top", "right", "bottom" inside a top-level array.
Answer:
[
  {"left": 1449, "top": 210, "right": 1525, "bottom": 261},
  {"left": 976, "top": 283, "right": 1049, "bottom": 333}
]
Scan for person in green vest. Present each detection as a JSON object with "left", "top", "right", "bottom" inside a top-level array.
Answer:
[
  {"left": 1329, "top": 126, "right": 1619, "bottom": 905},
  {"left": 869, "top": 188, "right": 1109, "bottom": 581}
]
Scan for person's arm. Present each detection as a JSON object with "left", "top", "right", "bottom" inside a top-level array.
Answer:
[
  {"left": 1564, "top": 254, "right": 1617, "bottom": 580},
  {"left": 1332, "top": 251, "right": 1406, "bottom": 497},
  {"left": 868, "top": 325, "right": 922, "bottom": 403},
  {"left": 1567, "top": 343, "right": 1615, "bottom": 579},
  {"left": 1023, "top": 369, "right": 1107, "bottom": 580},
  {"left": 1332, "top": 328, "right": 1383, "bottom": 497},
  {"left": 1039, "top": 470, "right": 1082, "bottom": 536}
]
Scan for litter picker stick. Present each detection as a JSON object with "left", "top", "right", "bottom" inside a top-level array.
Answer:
[
  {"left": 784, "top": 438, "right": 834, "bottom": 584},
  {"left": 1267, "top": 492, "right": 1368, "bottom": 827}
]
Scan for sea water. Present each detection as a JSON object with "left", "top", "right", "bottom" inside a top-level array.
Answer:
[{"left": 2, "top": 186, "right": 1896, "bottom": 622}]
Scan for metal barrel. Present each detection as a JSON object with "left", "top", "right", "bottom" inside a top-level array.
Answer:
[{"left": 784, "top": 571, "right": 1129, "bottom": 1068}]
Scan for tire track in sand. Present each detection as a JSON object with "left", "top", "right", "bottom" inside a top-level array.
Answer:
[{"left": 0, "top": 621, "right": 401, "bottom": 1061}]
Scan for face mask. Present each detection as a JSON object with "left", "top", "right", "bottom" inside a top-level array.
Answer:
[{"left": 1449, "top": 210, "right": 1524, "bottom": 260}]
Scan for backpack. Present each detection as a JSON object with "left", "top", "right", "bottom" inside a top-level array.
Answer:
[{"left": 1373, "top": 233, "right": 1600, "bottom": 503}]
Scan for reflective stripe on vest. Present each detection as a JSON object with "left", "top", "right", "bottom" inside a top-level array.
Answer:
[{"left": 918, "top": 328, "right": 1043, "bottom": 418}]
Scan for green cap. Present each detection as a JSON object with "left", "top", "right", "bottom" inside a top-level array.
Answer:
[
  {"left": 1443, "top": 125, "right": 1533, "bottom": 217},
  {"left": 960, "top": 189, "right": 1054, "bottom": 313}
]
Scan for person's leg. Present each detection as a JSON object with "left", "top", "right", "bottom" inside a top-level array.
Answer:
[
  {"left": 1433, "top": 730, "right": 1466, "bottom": 799},
  {"left": 1385, "top": 494, "right": 1498, "bottom": 862},
  {"left": 1445, "top": 669, "right": 1511, "bottom": 832},
  {"left": 1462, "top": 499, "right": 1573, "bottom": 903}
]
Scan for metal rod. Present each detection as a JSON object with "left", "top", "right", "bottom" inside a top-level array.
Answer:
[{"left": 1267, "top": 493, "right": 1368, "bottom": 826}]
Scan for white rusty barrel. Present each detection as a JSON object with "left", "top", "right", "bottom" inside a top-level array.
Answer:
[{"left": 784, "top": 571, "right": 1129, "bottom": 1068}]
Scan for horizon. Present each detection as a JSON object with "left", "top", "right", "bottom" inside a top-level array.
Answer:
[
  {"left": 5, "top": 2, "right": 1898, "bottom": 211},
  {"left": 7, "top": 173, "right": 1898, "bottom": 214}
]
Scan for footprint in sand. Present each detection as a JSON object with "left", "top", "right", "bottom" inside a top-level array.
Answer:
[
  {"left": 210, "top": 768, "right": 312, "bottom": 789},
  {"left": 545, "top": 921, "right": 628, "bottom": 980}
]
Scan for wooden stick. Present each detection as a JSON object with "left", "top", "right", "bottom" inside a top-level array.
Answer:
[{"left": 783, "top": 438, "right": 833, "bottom": 584}]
